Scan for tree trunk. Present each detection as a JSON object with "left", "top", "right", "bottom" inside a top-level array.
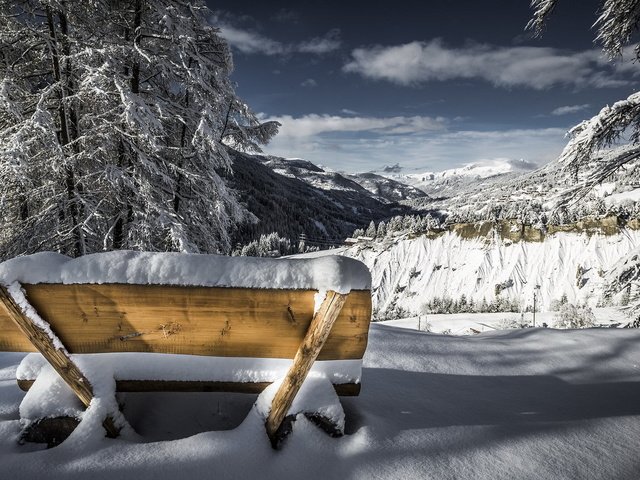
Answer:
[
  {"left": 46, "top": 5, "right": 84, "bottom": 256},
  {"left": 219, "top": 100, "right": 233, "bottom": 142},
  {"left": 173, "top": 58, "right": 192, "bottom": 215},
  {"left": 113, "top": 0, "right": 142, "bottom": 249}
]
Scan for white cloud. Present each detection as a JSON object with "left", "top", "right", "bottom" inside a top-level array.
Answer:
[
  {"left": 341, "top": 108, "right": 358, "bottom": 115},
  {"left": 262, "top": 113, "right": 569, "bottom": 173},
  {"left": 265, "top": 114, "right": 447, "bottom": 138},
  {"left": 301, "top": 78, "right": 318, "bottom": 88},
  {"left": 343, "top": 39, "right": 636, "bottom": 90},
  {"left": 214, "top": 15, "right": 341, "bottom": 56},
  {"left": 551, "top": 104, "right": 591, "bottom": 116},
  {"left": 218, "top": 24, "right": 284, "bottom": 55}
]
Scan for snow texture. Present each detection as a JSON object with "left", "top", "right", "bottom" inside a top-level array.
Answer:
[
  {"left": 2, "top": 324, "right": 640, "bottom": 478},
  {"left": 255, "top": 377, "right": 345, "bottom": 434},
  {"left": 17, "top": 353, "right": 362, "bottom": 385},
  {"left": 5, "top": 282, "right": 66, "bottom": 351},
  {"left": 342, "top": 229, "right": 640, "bottom": 316},
  {"left": 19, "top": 365, "right": 83, "bottom": 423},
  {"left": 0, "top": 251, "right": 371, "bottom": 293}
]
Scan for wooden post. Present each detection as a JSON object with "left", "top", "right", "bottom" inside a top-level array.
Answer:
[
  {"left": 0, "top": 284, "right": 119, "bottom": 438},
  {"left": 265, "top": 290, "right": 348, "bottom": 448}
]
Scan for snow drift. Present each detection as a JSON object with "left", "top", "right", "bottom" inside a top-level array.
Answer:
[{"left": 1, "top": 325, "right": 640, "bottom": 479}]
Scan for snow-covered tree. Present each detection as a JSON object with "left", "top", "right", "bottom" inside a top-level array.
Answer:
[
  {"left": 0, "top": 0, "right": 278, "bottom": 259},
  {"left": 365, "top": 220, "right": 376, "bottom": 237},
  {"left": 232, "top": 232, "right": 293, "bottom": 257},
  {"left": 554, "top": 303, "right": 596, "bottom": 329},
  {"left": 528, "top": 1, "right": 640, "bottom": 198},
  {"left": 529, "top": 0, "right": 640, "bottom": 322}
]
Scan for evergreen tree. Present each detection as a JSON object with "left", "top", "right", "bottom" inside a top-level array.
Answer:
[
  {"left": 365, "top": 220, "right": 376, "bottom": 237},
  {"left": 0, "top": 0, "right": 278, "bottom": 259},
  {"left": 528, "top": 1, "right": 640, "bottom": 199}
]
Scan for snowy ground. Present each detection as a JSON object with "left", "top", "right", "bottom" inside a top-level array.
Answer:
[
  {"left": 1, "top": 322, "right": 640, "bottom": 479},
  {"left": 382, "top": 308, "right": 630, "bottom": 335}
]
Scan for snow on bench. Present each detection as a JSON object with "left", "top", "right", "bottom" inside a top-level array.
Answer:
[{"left": 0, "top": 251, "right": 372, "bottom": 448}]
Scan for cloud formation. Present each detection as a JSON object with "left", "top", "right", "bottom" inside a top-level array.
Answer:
[
  {"left": 551, "top": 104, "right": 591, "bottom": 116},
  {"left": 265, "top": 114, "right": 447, "bottom": 138},
  {"left": 382, "top": 163, "right": 403, "bottom": 173},
  {"left": 213, "top": 14, "right": 341, "bottom": 56},
  {"left": 217, "top": 23, "right": 284, "bottom": 55},
  {"left": 271, "top": 8, "right": 299, "bottom": 24},
  {"left": 301, "top": 78, "right": 318, "bottom": 88},
  {"left": 262, "top": 114, "right": 568, "bottom": 173},
  {"left": 343, "top": 39, "right": 635, "bottom": 90}
]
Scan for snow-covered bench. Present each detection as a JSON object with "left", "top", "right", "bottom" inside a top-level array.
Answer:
[{"left": 0, "top": 251, "right": 371, "bottom": 447}]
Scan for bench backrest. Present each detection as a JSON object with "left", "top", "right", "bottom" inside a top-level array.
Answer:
[{"left": 0, "top": 284, "right": 371, "bottom": 360}]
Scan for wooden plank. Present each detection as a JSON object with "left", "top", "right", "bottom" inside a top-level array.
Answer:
[
  {"left": 0, "top": 284, "right": 119, "bottom": 438},
  {"left": 0, "top": 285, "right": 371, "bottom": 360},
  {"left": 17, "top": 379, "right": 361, "bottom": 396},
  {"left": 265, "top": 290, "right": 348, "bottom": 448}
]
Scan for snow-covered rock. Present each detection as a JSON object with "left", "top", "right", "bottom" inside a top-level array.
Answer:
[{"left": 342, "top": 229, "right": 640, "bottom": 317}]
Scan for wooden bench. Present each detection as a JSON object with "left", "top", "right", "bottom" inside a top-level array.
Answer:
[{"left": 0, "top": 252, "right": 372, "bottom": 447}]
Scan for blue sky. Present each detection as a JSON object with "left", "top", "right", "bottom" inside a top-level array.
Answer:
[{"left": 206, "top": 0, "right": 638, "bottom": 173}]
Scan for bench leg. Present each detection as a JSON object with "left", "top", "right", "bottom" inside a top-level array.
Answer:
[
  {"left": 265, "top": 290, "right": 349, "bottom": 448},
  {"left": 0, "top": 283, "right": 120, "bottom": 439}
]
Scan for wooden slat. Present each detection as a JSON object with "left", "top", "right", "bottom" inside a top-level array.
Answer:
[
  {"left": 17, "top": 379, "right": 361, "bottom": 396},
  {"left": 0, "top": 285, "right": 119, "bottom": 438},
  {"left": 266, "top": 291, "right": 348, "bottom": 448},
  {"left": 0, "top": 285, "right": 370, "bottom": 360}
]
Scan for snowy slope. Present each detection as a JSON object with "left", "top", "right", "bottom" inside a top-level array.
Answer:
[
  {"left": 342, "top": 229, "right": 640, "bottom": 318},
  {"left": 2, "top": 325, "right": 640, "bottom": 479},
  {"left": 404, "top": 157, "right": 640, "bottom": 225},
  {"left": 226, "top": 150, "right": 415, "bottom": 244},
  {"left": 256, "top": 155, "right": 428, "bottom": 204},
  {"left": 386, "top": 158, "right": 538, "bottom": 198},
  {"left": 344, "top": 172, "right": 428, "bottom": 203}
]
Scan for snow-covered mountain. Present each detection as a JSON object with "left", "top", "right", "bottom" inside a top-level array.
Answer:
[
  {"left": 335, "top": 154, "right": 640, "bottom": 319},
  {"left": 382, "top": 158, "right": 538, "bottom": 198},
  {"left": 344, "top": 172, "right": 428, "bottom": 203},
  {"left": 398, "top": 155, "right": 640, "bottom": 228},
  {"left": 257, "top": 155, "right": 428, "bottom": 204},
  {"left": 239, "top": 150, "right": 640, "bottom": 319},
  {"left": 226, "top": 150, "right": 416, "bottom": 245}
]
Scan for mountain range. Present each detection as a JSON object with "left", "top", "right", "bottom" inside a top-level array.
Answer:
[
  {"left": 235, "top": 150, "right": 640, "bottom": 318},
  {"left": 226, "top": 151, "right": 418, "bottom": 247}
]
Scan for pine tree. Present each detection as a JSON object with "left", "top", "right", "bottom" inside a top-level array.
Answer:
[
  {"left": 528, "top": 1, "right": 640, "bottom": 199},
  {"left": 365, "top": 220, "right": 376, "bottom": 237},
  {"left": 0, "top": 0, "right": 278, "bottom": 259}
]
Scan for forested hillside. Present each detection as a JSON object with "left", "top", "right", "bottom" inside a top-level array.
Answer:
[{"left": 227, "top": 150, "right": 415, "bottom": 247}]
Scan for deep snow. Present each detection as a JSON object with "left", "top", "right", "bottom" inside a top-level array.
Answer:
[
  {"left": 1, "top": 324, "right": 640, "bottom": 479},
  {"left": 0, "top": 251, "right": 371, "bottom": 294}
]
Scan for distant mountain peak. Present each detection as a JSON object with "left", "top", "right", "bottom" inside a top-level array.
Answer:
[{"left": 256, "top": 154, "right": 428, "bottom": 204}]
